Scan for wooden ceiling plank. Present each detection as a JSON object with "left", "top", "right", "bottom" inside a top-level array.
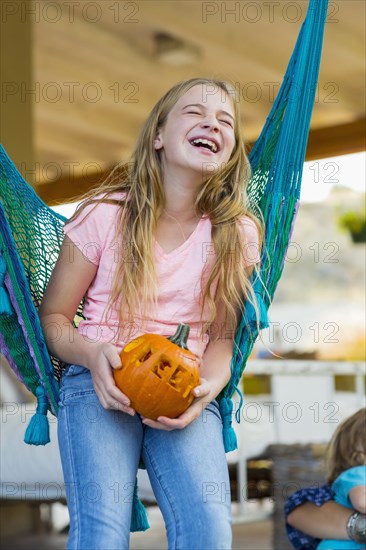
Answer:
[{"left": 30, "top": 0, "right": 365, "bottom": 179}]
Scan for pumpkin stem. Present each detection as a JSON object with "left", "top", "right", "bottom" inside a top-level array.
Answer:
[{"left": 168, "top": 323, "right": 190, "bottom": 350}]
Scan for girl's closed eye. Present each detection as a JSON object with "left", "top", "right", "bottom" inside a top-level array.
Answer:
[{"left": 187, "top": 112, "right": 233, "bottom": 127}]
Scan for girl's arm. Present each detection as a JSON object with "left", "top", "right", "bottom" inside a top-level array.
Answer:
[
  {"left": 349, "top": 485, "right": 366, "bottom": 514},
  {"left": 39, "top": 235, "right": 134, "bottom": 413},
  {"left": 287, "top": 501, "right": 351, "bottom": 539},
  {"left": 198, "top": 265, "right": 257, "bottom": 399},
  {"left": 197, "top": 297, "right": 237, "bottom": 400},
  {"left": 39, "top": 235, "right": 99, "bottom": 366}
]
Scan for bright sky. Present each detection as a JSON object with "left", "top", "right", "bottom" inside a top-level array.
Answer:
[
  {"left": 300, "top": 151, "right": 365, "bottom": 202},
  {"left": 52, "top": 151, "right": 365, "bottom": 217}
]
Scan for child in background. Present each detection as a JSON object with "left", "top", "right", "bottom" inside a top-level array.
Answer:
[{"left": 317, "top": 408, "right": 366, "bottom": 549}]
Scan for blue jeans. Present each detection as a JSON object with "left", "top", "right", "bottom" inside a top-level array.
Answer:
[{"left": 57, "top": 364, "right": 232, "bottom": 550}]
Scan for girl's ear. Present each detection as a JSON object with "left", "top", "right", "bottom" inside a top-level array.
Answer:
[{"left": 154, "top": 129, "right": 163, "bottom": 151}]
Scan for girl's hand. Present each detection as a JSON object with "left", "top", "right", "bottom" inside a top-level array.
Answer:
[
  {"left": 87, "top": 342, "right": 136, "bottom": 416},
  {"left": 141, "top": 378, "right": 212, "bottom": 430}
]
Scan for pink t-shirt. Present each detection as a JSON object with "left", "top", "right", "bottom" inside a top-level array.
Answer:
[{"left": 64, "top": 195, "right": 260, "bottom": 359}]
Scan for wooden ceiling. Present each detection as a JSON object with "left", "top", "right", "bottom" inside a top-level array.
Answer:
[{"left": 4, "top": 0, "right": 366, "bottom": 203}]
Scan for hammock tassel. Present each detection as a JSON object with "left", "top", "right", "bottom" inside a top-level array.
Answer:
[
  {"left": 0, "top": 253, "right": 13, "bottom": 316},
  {"left": 130, "top": 480, "right": 150, "bottom": 532},
  {"left": 219, "top": 397, "right": 238, "bottom": 452},
  {"left": 24, "top": 385, "right": 50, "bottom": 445}
]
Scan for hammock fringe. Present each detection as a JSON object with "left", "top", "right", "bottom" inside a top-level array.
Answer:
[
  {"left": 219, "top": 397, "right": 238, "bottom": 452},
  {"left": 130, "top": 480, "right": 150, "bottom": 532},
  {"left": 24, "top": 385, "right": 51, "bottom": 446}
]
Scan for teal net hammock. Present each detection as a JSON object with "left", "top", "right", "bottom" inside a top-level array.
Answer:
[{"left": 0, "top": 0, "right": 329, "bottom": 532}]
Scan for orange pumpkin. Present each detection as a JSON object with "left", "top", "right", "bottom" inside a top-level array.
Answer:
[{"left": 113, "top": 323, "right": 200, "bottom": 420}]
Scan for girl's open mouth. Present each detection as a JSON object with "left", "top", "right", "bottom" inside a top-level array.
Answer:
[{"left": 189, "top": 138, "right": 219, "bottom": 154}]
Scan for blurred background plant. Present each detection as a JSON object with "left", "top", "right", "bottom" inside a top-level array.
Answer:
[{"left": 337, "top": 193, "right": 366, "bottom": 243}]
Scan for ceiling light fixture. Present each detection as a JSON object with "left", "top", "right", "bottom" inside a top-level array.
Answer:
[{"left": 153, "top": 32, "right": 201, "bottom": 66}]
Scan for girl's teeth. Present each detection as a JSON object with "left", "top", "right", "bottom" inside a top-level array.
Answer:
[{"left": 191, "top": 139, "right": 217, "bottom": 153}]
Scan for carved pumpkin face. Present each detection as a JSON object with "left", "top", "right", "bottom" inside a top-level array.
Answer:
[{"left": 113, "top": 324, "right": 200, "bottom": 420}]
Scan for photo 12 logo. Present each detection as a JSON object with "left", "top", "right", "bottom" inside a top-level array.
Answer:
[
  {"left": 201, "top": 2, "right": 339, "bottom": 24},
  {"left": 1, "top": 2, "right": 140, "bottom": 24},
  {"left": 1, "top": 81, "right": 140, "bottom": 105}
]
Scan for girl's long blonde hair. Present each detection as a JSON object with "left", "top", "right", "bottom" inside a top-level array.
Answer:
[
  {"left": 326, "top": 408, "right": 366, "bottom": 484},
  {"left": 66, "top": 77, "right": 267, "bottom": 346}
]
